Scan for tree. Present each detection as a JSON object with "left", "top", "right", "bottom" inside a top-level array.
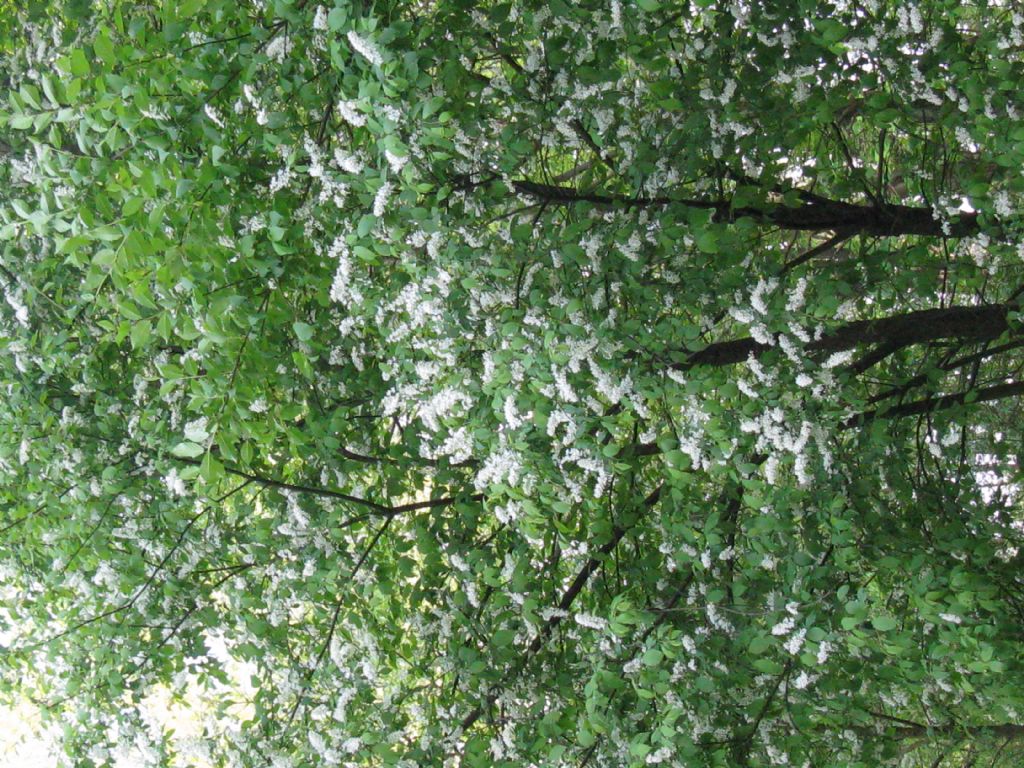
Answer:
[{"left": 1, "top": 0, "right": 1023, "bottom": 765}]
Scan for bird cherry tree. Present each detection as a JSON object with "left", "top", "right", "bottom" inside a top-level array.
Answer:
[{"left": 1, "top": 0, "right": 1023, "bottom": 766}]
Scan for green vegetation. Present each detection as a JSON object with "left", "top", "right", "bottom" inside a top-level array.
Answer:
[{"left": 1, "top": 1, "right": 1023, "bottom": 765}]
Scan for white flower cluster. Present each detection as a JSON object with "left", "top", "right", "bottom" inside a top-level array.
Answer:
[
  {"left": 994, "top": 190, "right": 1013, "bottom": 218},
  {"left": 313, "top": 6, "right": 329, "bottom": 31},
  {"left": 264, "top": 34, "right": 293, "bottom": 63},
  {"left": 418, "top": 387, "right": 472, "bottom": 432},
  {"left": 328, "top": 234, "right": 359, "bottom": 306},
  {"left": 372, "top": 182, "right": 391, "bottom": 218},
  {"left": 494, "top": 500, "right": 522, "bottom": 525},
  {"left": 347, "top": 31, "right": 383, "bottom": 66},
  {"left": 334, "top": 147, "right": 363, "bottom": 175},
  {"left": 385, "top": 149, "right": 408, "bottom": 175},
  {"left": 706, "top": 602, "right": 734, "bottom": 634},
  {"left": 771, "top": 601, "right": 801, "bottom": 645},
  {"left": 337, "top": 100, "right": 366, "bottom": 127},
  {"left": 539, "top": 607, "right": 568, "bottom": 622},
  {"left": 816, "top": 640, "right": 833, "bottom": 665},
  {"left": 203, "top": 104, "right": 225, "bottom": 128},
  {"left": 783, "top": 627, "right": 806, "bottom": 655},
  {"left": 474, "top": 447, "right": 524, "bottom": 492},
  {"left": 822, "top": 350, "right": 854, "bottom": 369},
  {"left": 558, "top": 447, "right": 611, "bottom": 501},
  {"left": 269, "top": 166, "right": 294, "bottom": 194},
  {"left": 646, "top": 747, "right": 673, "bottom": 764},
  {"left": 164, "top": 467, "right": 188, "bottom": 497},
  {"left": 3, "top": 285, "right": 29, "bottom": 327},
  {"left": 431, "top": 426, "right": 473, "bottom": 464},
  {"left": 574, "top": 613, "right": 607, "bottom": 630}
]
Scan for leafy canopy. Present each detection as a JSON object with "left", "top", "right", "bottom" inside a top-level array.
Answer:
[{"left": 1, "top": 0, "right": 1024, "bottom": 766}]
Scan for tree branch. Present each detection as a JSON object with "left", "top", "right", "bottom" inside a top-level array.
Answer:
[
  {"left": 682, "top": 303, "right": 1014, "bottom": 370},
  {"left": 511, "top": 180, "right": 982, "bottom": 237}
]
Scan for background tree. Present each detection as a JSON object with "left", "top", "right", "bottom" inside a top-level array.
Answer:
[{"left": 1, "top": 0, "right": 1023, "bottom": 766}]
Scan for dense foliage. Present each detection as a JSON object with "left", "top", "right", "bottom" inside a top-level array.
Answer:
[{"left": 2, "top": 0, "right": 1024, "bottom": 766}]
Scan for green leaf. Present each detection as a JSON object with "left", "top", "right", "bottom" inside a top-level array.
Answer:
[
  {"left": 642, "top": 649, "right": 663, "bottom": 666},
  {"left": 11, "top": 200, "right": 32, "bottom": 219},
  {"left": 9, "top": 114, "right": 34, "bottom": 131},
  {"left": 328, "top": 7, "right": 347, "bottom": 30},
  {"left": 748, "top": 635, "right": 772, "bottom": 655},
  {"left": 94, "top": 33, "right": 116, "bottom": 65},
  {"left": 872, "top": 616, "right": 898, "bottom": 632},
  {"left": 171, "top": 442, "right": 205, "bottom": 458},
  {"left": 200, "top": 452, "right": 224, "bottom": 483},
  {"left": 695, "top": 230, "right": 718, "bottom": 254},
  {"left": 293, "top": 321, "right": 314, "bottom": 341},
  {"left": 69, "top": 48, "right": 90, "bottom": 77},
  {"left": 178, "top": 0, "right": 204, "bottom": 18},
  {"left": 752, "top": 658, "right": 783, "bottom": 675},
  {"left": 19, "top": 84, "right": 41, "bottom": 110},
  {"left": 129, "top": 319, "right": 151, "bottom": 349}
]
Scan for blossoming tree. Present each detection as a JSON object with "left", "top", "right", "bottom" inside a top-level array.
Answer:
[{"left": 1, "top": 0, "right": 1023, "bottom": 766}]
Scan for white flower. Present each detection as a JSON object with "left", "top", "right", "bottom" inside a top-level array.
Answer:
[
  {"left": 164, "top": 468, "right": 188, "bottom": 497},
  {"left": 574, "top": 613, "right": 607, "bottom": 631},
  {"left": 816, "top": 640, "right": 833, "bottom": 665},
  {"left": 269, "top": 166, "right": 294, "bottom": 194},
  {"left": 786, "top": 277, "right": 808, "bottom": 312},
  {"left": 822, "top": 350, "right": 854, "bottom": 369},
  {"left": 646, "top": 747, "right": 673, "bottom": 764},
  {"left": 385, "top": 149, "right": 408, "bottom": 175},
  {"left": 249, "top": 397, "right": 268, "bottom": 414},
  {"left": 474, "top": 448, "right": 523, "bottom": 491},
  {"left": 503, "top": 394, "right": 526, "bottom": 429},
  {"left": 347, "top": 30, "right": 383, "bottom": 66},
  {"left": 939, "top": 612, "right": 962, "bottom": 624},
  {"left": 494, "top": 500, "right": 522, "bottom": 525},
  {"left": 313, "top": 6, "right": 329, "bottom": 31},
  {"left": 784, "top": 628, "right": 806, "bottom": 655},
  {"left": 436, "top": 426, "right": 473, "bottom": 464},
  {"left": 203, "top": 104, "right": 225, "bottom": 128},
  {"left": 373, "top": 182, "right": 391, "bottom": 217},
  {"left": 265, "top": 34, "right": 293, "bottom": 63},
  {"left": 706, "top": 603, "right": 734, "bottom": 633},
  {"left": 994, "top": 190, "right": 1013, "bottom": 218},
  {"left": 334, "top": 148, "right": 364, "bottom": 174},
  {"left": 419, "top": 387, "right": 472, "bottom": 432},
  {"left": 729, "top": 306, "right": 755, "bottom": 325},
  {"left": 337, "top": 100, "right": 366, "bottom": 127},
  {"left": 750, "top": 277, "right": 777, "bottom": 315},
  {"left": 771, "top": 616, "right": 796, "bottom": 636},
  {"left": 792, "top": 670, "right": 814, "bottom": 690},
  {"left": 184, "top": 416, "right": 209, "bottom": 442}
]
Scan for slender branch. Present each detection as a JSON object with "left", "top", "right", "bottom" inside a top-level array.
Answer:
[
  {"left": 847, "top": 381, "right": 1024, "bottom": 427},
  {"left": 457, "top": 485, "right": 663, "bottom": 735},
  {"left": 175, "top": 457, "right": 482, "bottom": 519},
  {"left": 780, "top": 231, "right": 853, "bottom": 274},
  {"left": 15, "top": 480, "right": 252, "bottom": 653},
  {"left": 286, "top": 516, "right": 395, "bottom": 727},
  {"left": 866, "top": 339, "right": 1024, "bottom": 405}
]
